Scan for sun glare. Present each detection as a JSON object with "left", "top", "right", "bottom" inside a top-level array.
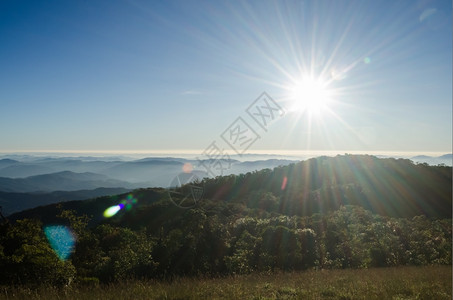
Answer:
[{"left": 288, "top": 76, "right": 332, "bottom": 115}]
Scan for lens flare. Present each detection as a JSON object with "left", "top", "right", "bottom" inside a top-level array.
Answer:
[
  {"left": 44, "top": 225, "right": 75, "bottom": 260},
  {"left": 121, "top": 194, "right": 138, "bottom": 211},
  {"left": 281, "top": 176, "right": 288, "bottom": 190},
  {"left": 103, "top": 205, "right": 122, "bottom": 218},
  {"left": 182, "top": 162, "right": 193, "bottom": 173},
  {"left": 103, "top": 194, "right": 138, "bottom": 218}
]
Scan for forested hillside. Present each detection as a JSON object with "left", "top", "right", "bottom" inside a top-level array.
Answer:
[
  {"left": 200, "top": 154, "right": 452, "bottom": 218},
  {"left": 1, "top": 155, "right": 451, "bottom": 285}
]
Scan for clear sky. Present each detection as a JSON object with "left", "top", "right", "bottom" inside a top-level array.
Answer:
[{"left": 0, "top": 0, "right": 451, "bottom": 155}]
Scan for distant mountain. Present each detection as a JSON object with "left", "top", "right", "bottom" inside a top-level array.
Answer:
[
  {"left": 0, "top": 187, "right": 131, "bottom": 216},
  {"left": 411, "top": 155, "right": 431, "bottom": 159},
  {"left": 0, "top": 159, "right": 19, "bottom": 168},
  {"left": 9, "top": 155, "right": 452, "bottom": 224},
  {"left": 0, "top": 171, "right": 133, "bottom": 193},
  {"left": 99, "top": 160, "right": 187, "bottom": 184},
  {"left": 410, "top": 154, "right": 452, "bottom": 166},
  {"left": 0, "top": 163, "right": 56, "bottom": 178},
  {"left": 0, "top": 156, "right": 299, "bottom": 188},
  {"left": 134, "top": 157, "right": 190, "bottom": 163},
  {"left": 231, "top": 159, "right": 298, "bottom": 172},
  {"left": 0, "top": 156, "right": 303, "bottom": 216},
  {"left": 0, "top": 158, "right": 123, "bottom": 178}
]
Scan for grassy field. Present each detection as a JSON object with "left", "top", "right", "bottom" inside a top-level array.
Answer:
[{"left": 0, "top": 266, "right": 451, "bottom": 299}]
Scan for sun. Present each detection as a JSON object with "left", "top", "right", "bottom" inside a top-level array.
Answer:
[{"left": 287, "top": 76, "right": 332, "bottom": 115}]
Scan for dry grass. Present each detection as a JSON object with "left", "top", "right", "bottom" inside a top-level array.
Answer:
[{"left": 0, "top": 266, "right": 451, "bottom": 299}]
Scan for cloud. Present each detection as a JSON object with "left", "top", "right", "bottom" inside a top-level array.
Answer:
[
  {"left": 181, "top": 90, "right": 204, "bottom": 96},
  {"left": 419, "top": 8, "right": 437, "bottom": 22}
]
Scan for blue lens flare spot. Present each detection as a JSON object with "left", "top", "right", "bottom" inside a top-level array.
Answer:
[
  {"left": 104, "top": 205, "right": 122, "bottom": 218},
  {"left": 44, "top": 225, "right": 75, "bottom": 261}
]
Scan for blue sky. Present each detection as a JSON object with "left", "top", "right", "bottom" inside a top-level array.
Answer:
[{"left": 0, "top": 0, "right": 451, "bottom": 155}]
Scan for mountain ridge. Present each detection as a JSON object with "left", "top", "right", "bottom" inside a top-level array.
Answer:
[
  {"left": 0, "top": 187, "right": 132, "bottom": 216},
  {"left": 0, "top": 171, "right": 133, "bottom": 193},
  {"left": 8, "top": 154, "right": 452, "bottom": 224}
]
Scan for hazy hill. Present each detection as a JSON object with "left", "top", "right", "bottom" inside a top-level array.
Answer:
[
  {"left": 0, "top": 171, "right": 133, "bottom": 193},
  {"left": 228, "top": 159, "right": 299, "bottom": 176},
  {"left": 99, "top": 159, "right": 187, "bottom": 184},
  {"left": 439, "top": 154, "right": 452, "bottom": 159},
  {"left": 0, "top": 159, "right": 19, "bottom": 168},
  {"left": 0, "top": 156, "right": 299, "bottom": 188},
  {"left": 0, "top": 163, "right": 55, "bottom": 178},
  {"left": 0, "top": 156, "right": 302, "bottom": 214},
  {"left": 410, "top": 154, "right": 452, "bottom": 166},
  {"left": 0, "top": 159, "right": 121, "bottom": 178}
]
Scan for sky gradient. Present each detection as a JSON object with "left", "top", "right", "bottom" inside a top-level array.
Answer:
[{"left": 1, "top": 0, "right": 451, "bottom": 155}]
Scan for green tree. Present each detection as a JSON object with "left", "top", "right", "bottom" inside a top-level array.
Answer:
[
  {"left": 225, "top": 230, "right": 259, "bottom": 274},
  {"left": 259, "top": 225, "right": 302, "bottom": 271},
  {"left": 0, "top": 219, "right": 75, "bottom": 285}
]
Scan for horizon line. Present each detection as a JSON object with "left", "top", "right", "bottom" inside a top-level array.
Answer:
[{"left": 0, "top": 149, "right": 451, "bottom": 158}]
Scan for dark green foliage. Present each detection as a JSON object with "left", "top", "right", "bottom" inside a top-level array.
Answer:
[
  {"left": 260, "top": 225, "right": 302, "bottom": 271},
  {"left": 1, "top": 205, "right": 451, "bottom": 284},
  {"left": 73, "top": 224, "right": 157, "bottom": 282},
  {"left": 0, "top": 219, "right": 75, "bottom": 285}
]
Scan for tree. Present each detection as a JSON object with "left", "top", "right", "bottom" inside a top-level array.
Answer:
[
  {"left": 225, "top": 230, "right": 259, "bottom": 274},
  {"left": 0, "top": 219, "right": 75, "bottom": 285},
  {"left": 259, "top": 225, "right": 302, "bottom": 271}
]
